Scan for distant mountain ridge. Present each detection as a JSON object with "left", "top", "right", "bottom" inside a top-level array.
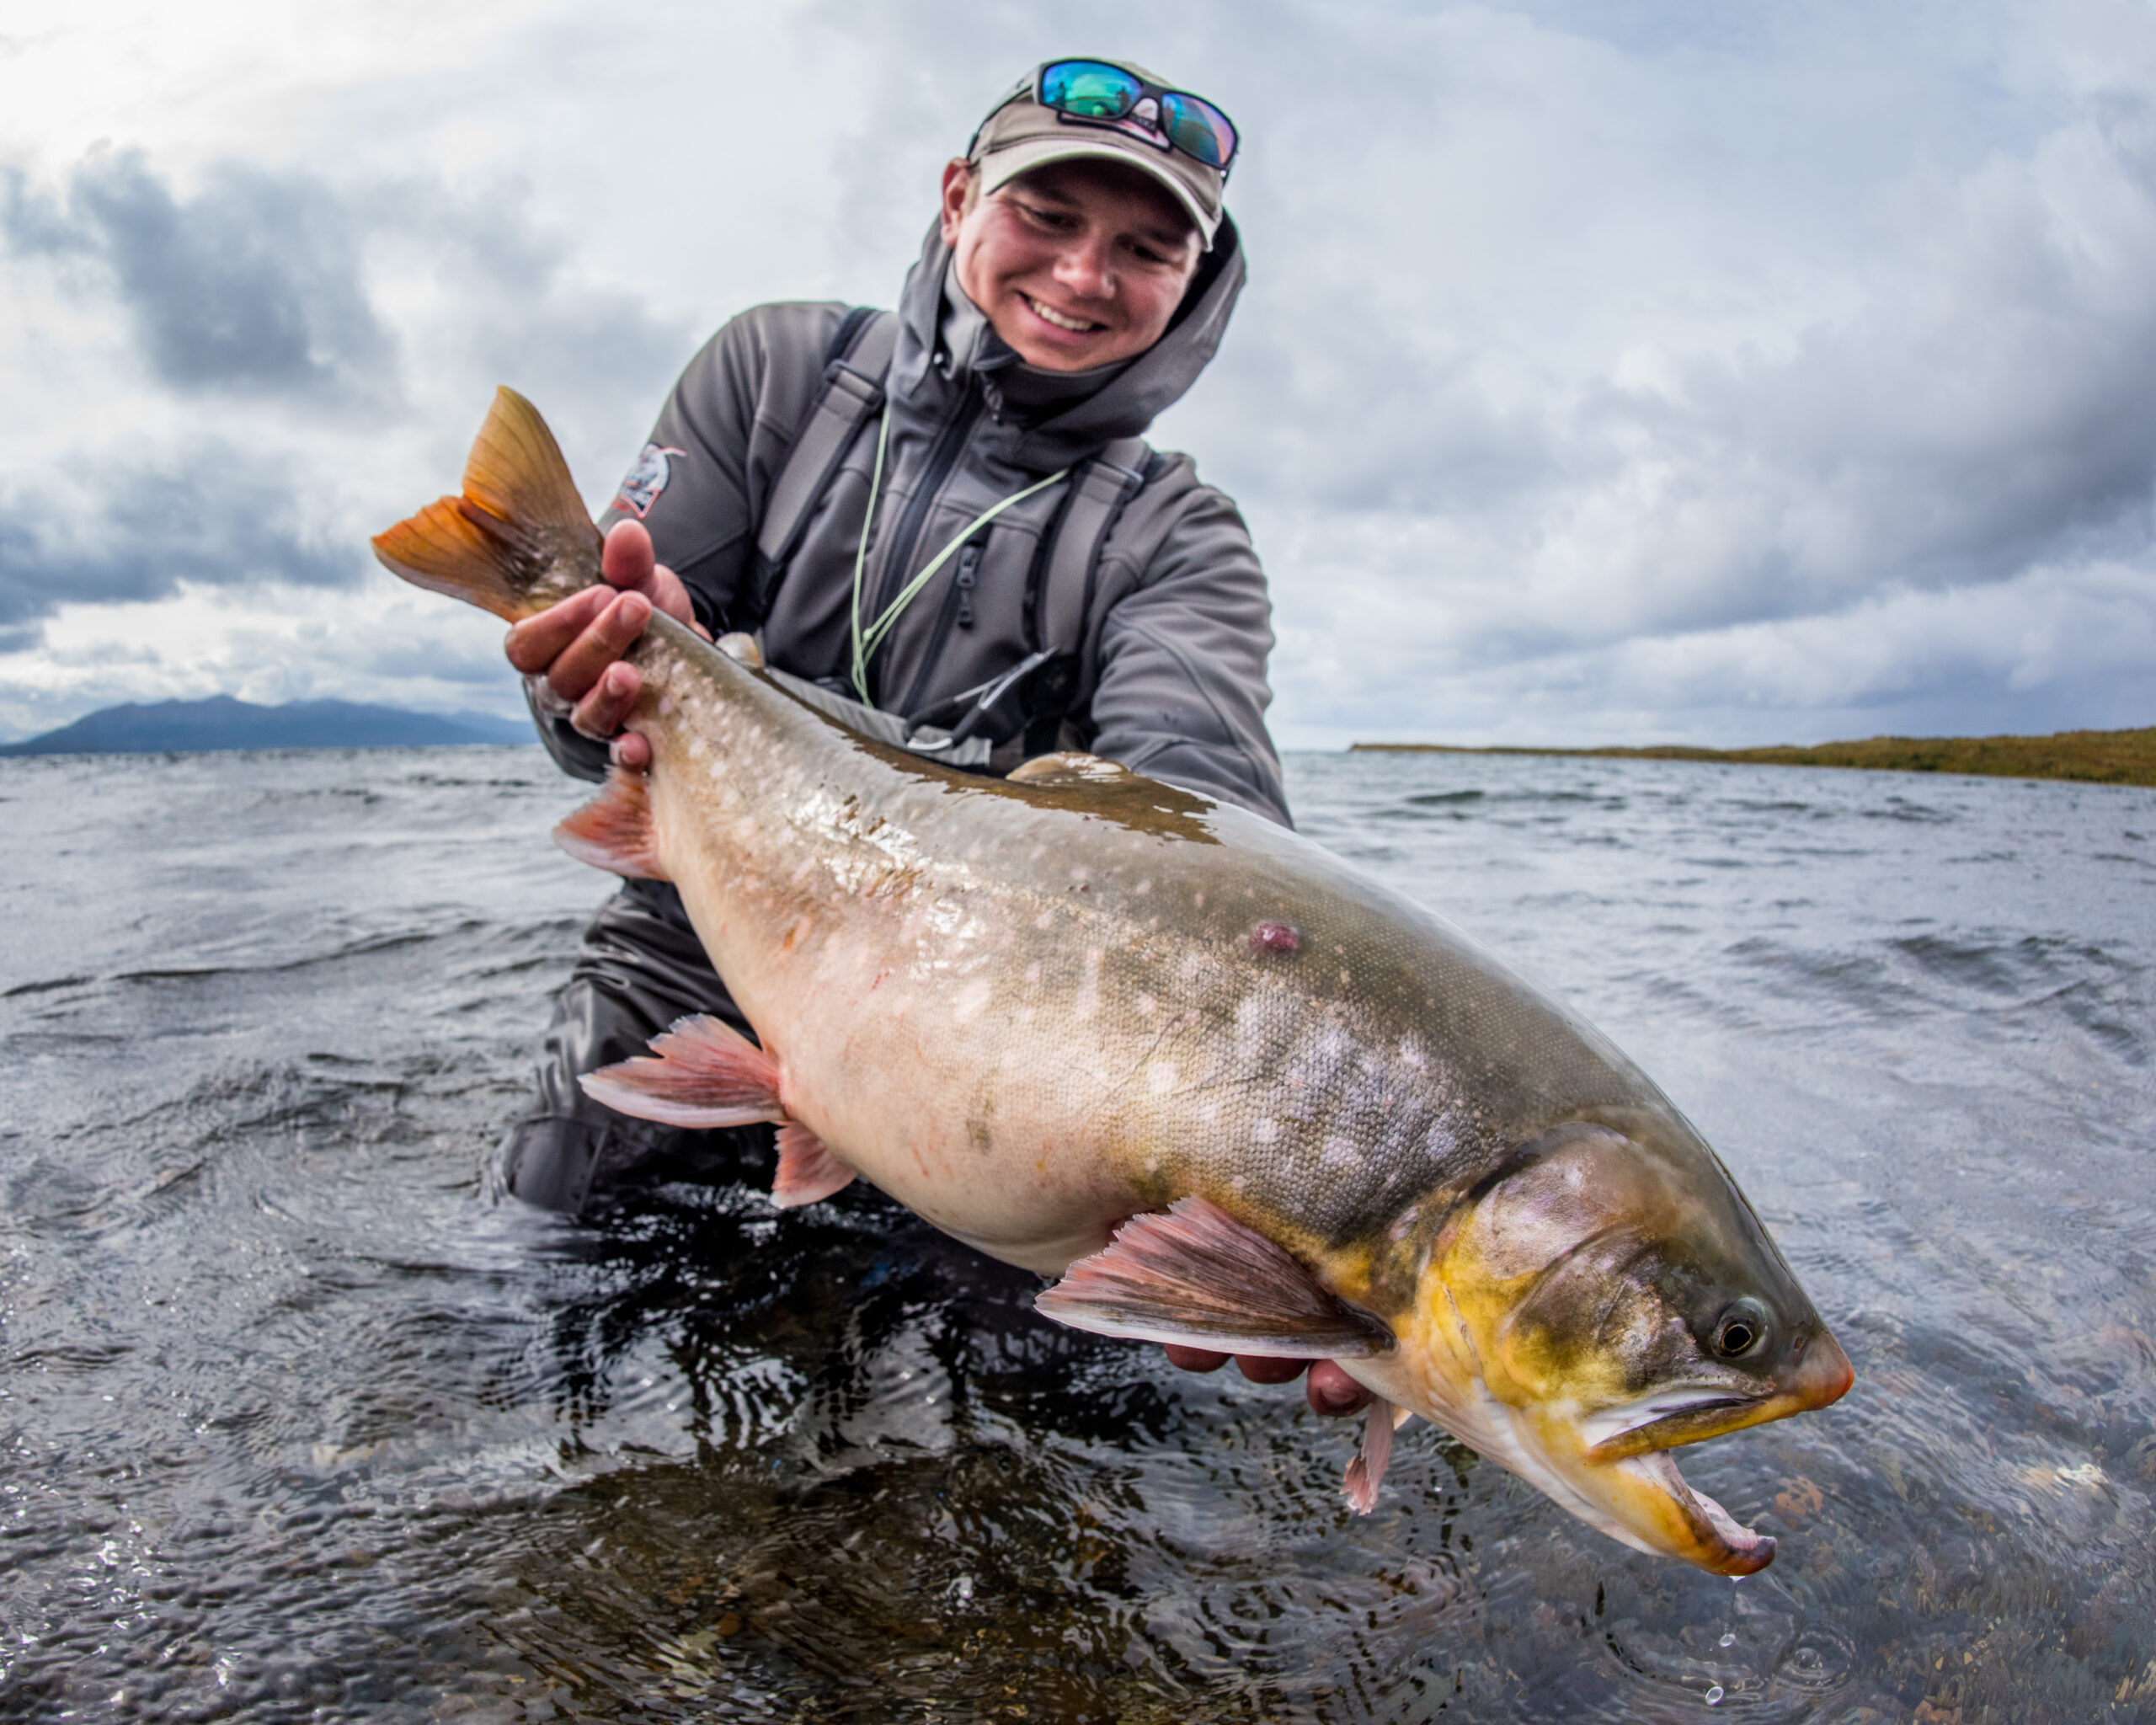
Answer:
[{"left": 0, "top": 695, "right": 532, "bottom": 756}]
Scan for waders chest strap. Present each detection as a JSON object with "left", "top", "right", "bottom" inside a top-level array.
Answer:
[{"left": 751, "top": 310, "right": 901, "bottom": 578}]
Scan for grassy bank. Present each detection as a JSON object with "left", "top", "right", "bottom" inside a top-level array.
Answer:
[{"left": 1348, "top": 727, "right": 2156, "bottom": 788}]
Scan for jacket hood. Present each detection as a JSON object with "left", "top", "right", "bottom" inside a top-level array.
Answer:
[{"left": 889, "top": 213, "right": 1246, "bottom": 471}]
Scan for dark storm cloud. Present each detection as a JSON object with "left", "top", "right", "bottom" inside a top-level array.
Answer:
[
  {"left": 0, "top": 446, "right": 366, "bottom": 632},
  {"left": 3, "top": 152, "right": 395, "bottom": 404}
]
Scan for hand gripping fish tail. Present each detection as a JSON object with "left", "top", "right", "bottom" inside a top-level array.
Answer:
[{"left": 377, "top": 391, "right": 1855, "bottom": 1574}]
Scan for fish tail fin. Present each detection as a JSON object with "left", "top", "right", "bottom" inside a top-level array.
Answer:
[
  {"left": 554, "top": 768, "right": 667, "bottom": 879},
  {"left": 580, "top": 1014, "right": 788, "bottom": 1129},
  {"left": 371, "top": 387, "right": 600, "bottom": 621}
]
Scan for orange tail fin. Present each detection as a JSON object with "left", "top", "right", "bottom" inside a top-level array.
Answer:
[{"left": 371, "top": 387, "right": 602, "bottom": 621}]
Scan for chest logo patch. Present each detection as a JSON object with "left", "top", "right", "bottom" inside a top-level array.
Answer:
[{"left": 616, "top": 443, "right": 687, "bottom": 519}]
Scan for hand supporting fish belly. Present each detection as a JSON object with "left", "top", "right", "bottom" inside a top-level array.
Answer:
[{"left": 375, "top": 388, "right": 1854, "bottom": 1575}]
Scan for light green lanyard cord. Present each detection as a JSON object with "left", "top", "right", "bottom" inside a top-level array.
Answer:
[{"left": 848, "top": 403, "right": 1070, "bottom": 704}]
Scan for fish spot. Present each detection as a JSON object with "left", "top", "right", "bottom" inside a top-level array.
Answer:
[
  {"left": 1136, "top": 992, "right": 1157, "bottom": 1017},
  {"left": 1134, "top": 878, "right": 1152, "bottom": 895},
  {"left": 1250, "top": 921, "right": 1300, "bottom": 954},
  {"left": 1023, "top": 962, "right": 1042, "bottom": 985},
  {"left": 1322, "top": 1138, "right": 1359, "bottom": 1167},
  {"left": 952, "top": 978, "right": 992, "bottom": 1025},
  {"left": 1252, "top": 1117, "right": 1279, "bottom": 1146},
  {"left": 1145, "top": 1061, "right": 1177, "bottom": 1096},
  {"left": 1072, "top": 948, "right": 1102, "bottom": 1021},
  {"left": 1230, "top": 1174, "right": 1249, "bottom": 1193}
]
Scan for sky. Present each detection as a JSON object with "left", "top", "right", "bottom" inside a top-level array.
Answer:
[{"left": 3, "top": 0, "right": 2153, "bottom": 750}]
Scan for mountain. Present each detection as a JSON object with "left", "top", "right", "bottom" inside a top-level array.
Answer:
[{"left": 0, "top": 696, "right": 533, "bottom": 756}]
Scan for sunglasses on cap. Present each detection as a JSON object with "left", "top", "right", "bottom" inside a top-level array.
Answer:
[{"left": 1033, "top": 59, "right": 1239, "bottom": 175}]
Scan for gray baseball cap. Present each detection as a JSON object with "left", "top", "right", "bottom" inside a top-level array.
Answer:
[{"left": 969, "top": 61, "right": 1230, "bottom": 248}]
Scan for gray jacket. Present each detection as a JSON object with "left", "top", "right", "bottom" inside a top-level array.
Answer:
[{"left": 534, "top": 218, "right": 1289, "bottom": 825}]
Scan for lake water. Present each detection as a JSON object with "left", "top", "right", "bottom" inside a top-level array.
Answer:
[{"left": 2, "top": 745, "right": 2151, "bottom": 1722}]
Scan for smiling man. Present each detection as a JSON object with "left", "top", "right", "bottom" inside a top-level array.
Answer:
[{"left": 497, "top": 61, "right": 1363, "bottom": 1415}]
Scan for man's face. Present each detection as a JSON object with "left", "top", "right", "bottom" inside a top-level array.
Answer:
[{"left": 941, "top": 158, "right": 1203, "bottom": 372}]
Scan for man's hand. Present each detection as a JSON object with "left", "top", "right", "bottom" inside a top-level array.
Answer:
[
  {"left": 505, "top": 520, "right": 703, "bottom": 772},
  {"left": 1161, "top": 1345, "right": 1374, "bottom": 1417}
]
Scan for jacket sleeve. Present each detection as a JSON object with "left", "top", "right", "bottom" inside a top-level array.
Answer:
[
  {"left": 1084, "top": 478, "right": 1293, "bottom": 827},
  {"left": 526, "top": 302, "right": 850, "bottom": 778}
]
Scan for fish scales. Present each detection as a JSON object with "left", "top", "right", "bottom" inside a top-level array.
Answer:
[{"left": 373, "top": 387, "right": 1854, "bottom": 1575}]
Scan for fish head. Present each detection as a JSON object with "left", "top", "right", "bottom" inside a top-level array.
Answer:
[{"left": 1403, "top": 1117, "right": 1853, "bottom": 1574}]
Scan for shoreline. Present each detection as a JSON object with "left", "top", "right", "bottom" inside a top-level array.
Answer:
[{"left": 1348, "top": 726, "right": 2156, "bottom": 788}]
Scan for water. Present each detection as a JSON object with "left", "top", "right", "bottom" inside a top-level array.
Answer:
[{"left": 2, "top": 745, "right": 2151, "bottom": 1722}]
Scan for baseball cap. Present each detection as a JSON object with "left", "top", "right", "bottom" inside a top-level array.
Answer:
[{"left": 968, "top": 61, "right": 1230, "bottom": 248}]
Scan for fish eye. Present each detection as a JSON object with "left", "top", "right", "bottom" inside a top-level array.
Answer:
[{"left": 1710, "top": 1298, "right": 1769, "bottom": 1359}]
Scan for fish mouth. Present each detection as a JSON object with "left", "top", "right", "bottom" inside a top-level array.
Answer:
[
  {"left": 1616, "top": 1449, "right": 1778, "bottom": 1576},
  {"left": 1574, "top": 1331, "right": 1854, "bottom": 1575}
]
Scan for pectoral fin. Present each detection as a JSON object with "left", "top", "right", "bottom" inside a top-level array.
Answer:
[
  {"left": 1034, "top": 1196, "right": 1395, "bottom": 1358},
  {"left": 1342, "top": 1396, "right": 1398, "bottom": 1514},
  {"left": 580, "top": 1014, "right": 785, "bottom": 1128}
]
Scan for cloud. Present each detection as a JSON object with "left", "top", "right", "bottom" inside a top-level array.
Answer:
[
  {"left": 3, "top": 0, "right": 2154, "bottom": 747},
  {"left": 3, "top": 150, "right": 395, "bottom": 405},
  {"left": 0, "top": 443, "right": 367, "bottom": 636}
]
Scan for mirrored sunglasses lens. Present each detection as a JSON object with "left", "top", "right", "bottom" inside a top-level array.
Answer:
[
  {"left": 1042, "top": 60, "right": 1139, "bottom": 120},
  {"left": 1160, "top": 94, "right": 1236, "bottom": 168}
]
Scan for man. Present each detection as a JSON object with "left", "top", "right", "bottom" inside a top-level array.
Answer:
[{"left": 499, "top": 60, "right": 1369, "bottom": 1418}]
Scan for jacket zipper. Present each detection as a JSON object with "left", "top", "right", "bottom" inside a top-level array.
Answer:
[
  {"left": 867, "top": 384, "right": 980, "bottom": 706},
  {"left": 896, "top": 537, "right": 983, "bottom": 718}
]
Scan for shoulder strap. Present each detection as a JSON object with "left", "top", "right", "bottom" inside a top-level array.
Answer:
[
  {"left": 1038, "top": 435, "right": 1151, "bottom": 658},
  {"left": 751, "top": 308, "right": 899, "bottom": 574},
  {"left": 1003, "top": 435, "right": 1152, "bottom": 757}
]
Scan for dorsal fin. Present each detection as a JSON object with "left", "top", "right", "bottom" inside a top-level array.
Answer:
[{"left": 1006, "top": 751, "right": 1135, "bottom": 788}]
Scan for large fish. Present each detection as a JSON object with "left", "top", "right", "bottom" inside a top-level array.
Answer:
[{"left": 376, "top": 389, "right": 1853, "bottom": 1575}]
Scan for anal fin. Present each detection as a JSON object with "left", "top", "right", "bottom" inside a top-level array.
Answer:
[
  {"left": 1034, "top": 1196, "right": 1394, "bottom": 1358},
  {"left": 555, "top": 767, "right": 667, "bottom": 880},
  {"left": 772, "top": 1121, "right": 855, "bottom": 1208},
  {"left": 1343, "top": 1395, "right": 1399, "bottom": 1514},
  {"left": 580, "top": 1014, "right": 784, "bottom": 1128}
]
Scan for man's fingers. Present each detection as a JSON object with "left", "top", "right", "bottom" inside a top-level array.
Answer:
[
  {"left": 1306, "top": 1359, "right": 1373, "bottom": 1418},
  {"left": 601, "top": 519, "right": 657, "bottom": 592},
  {"left": 1235, "top": 1355, "right": 1310, "bottom": 1386},
  {"left": 572, "top": 661, "right": 642, "bottom": 740},
  {"left": 504, "top": 586, "right": 611, "bottom": 676},
  {"left": 1162, "top": 1344, "right": 1230, "bottom": 1374},
  {"left": 545, "top": 590, "right": 651, "bottom": 704},
  {"left": 610, "top": 731, "right": 653, "bottom": 772}
]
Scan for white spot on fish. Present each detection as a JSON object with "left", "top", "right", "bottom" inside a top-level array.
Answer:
[
  {"left": 1322, "top": 1138, "right": 1359, "bottom": 1167},
  {"left": 1145, "top": 1061, "right": 1177, "bottom": 1097},
  {"left": 1023, "top": 962, "right": 1042, "bottom": 985},
  {"left": 1198, "top": 1100, "right": 1219, "bottom": 1125},
  {"left": 1193, "top": 890, "right": 1205, "bottom": 909},
  {"left": 1252, "top": 1117, "right": 1279, "bottom": 1146},
  {"left": 1070, "top": 864, "right": 1090, "bottom": 884},
  {"left": 1072, "top": 948, "right": 1102, "bottom": 1021},
  {"left": 1136, "top": 992, "right": 1156, "bottom": 1017},
  {"left": 952, "top": 978, "right": 992, "bottom": 1025},
  {"left": 1134, "top": 879, "right": 1152, "bottom": 895},
  {"left": 1230, "top": 1174, "right": 1248, "bottom": 1192}
]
